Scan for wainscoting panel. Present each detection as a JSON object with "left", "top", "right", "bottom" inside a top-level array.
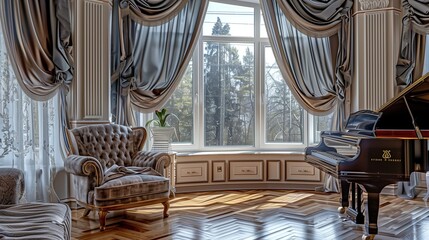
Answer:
[
  {"left": 229, "top": 160, "right": 264, "bottom": 181},
  {"left": 286, "top": 161, "right": 321, "bottom": 181},
  {"left": 267, "top": 160, "right": 281, "bottom": 181},
  {"left": 212, "top": 161, "right": 226, "bottom": 182},
  {"left": 174, "top": 152, "right": 323, "bottom": 193},
  {"left": 176, "top": 161, "right": 208, "bottom": 184}
]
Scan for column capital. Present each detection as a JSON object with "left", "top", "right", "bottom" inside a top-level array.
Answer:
[{"left": 354, "top": 0, "right": 401, "bottom": 14}]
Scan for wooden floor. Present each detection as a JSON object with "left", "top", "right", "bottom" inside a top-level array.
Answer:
[{"left": 71, "top": 190, "right": 429, "bottom": 240}]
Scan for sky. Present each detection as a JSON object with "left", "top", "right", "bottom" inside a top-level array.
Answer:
[{"left": 203, "top": 2, "right": 268, "bottom": 38}]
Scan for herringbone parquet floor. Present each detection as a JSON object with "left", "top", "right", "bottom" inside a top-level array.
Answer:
[{"left": 71, "top": 190, "right": 429, "bottom": 240}]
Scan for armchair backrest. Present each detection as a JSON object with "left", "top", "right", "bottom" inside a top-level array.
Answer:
[{"left": 66, "top": 124, "right": 147, "bottom": 168}]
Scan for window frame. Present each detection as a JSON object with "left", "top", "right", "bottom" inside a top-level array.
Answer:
[
  {"left": 161, "top": 0, "right": 328, "bottom": 152},
  {"left": 259, "top": 43, "right": 309, "bottom": 150}
]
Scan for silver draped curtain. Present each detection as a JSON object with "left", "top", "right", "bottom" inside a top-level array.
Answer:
[
  {"left": 260, "top": 0, "right": 353, "bottom": 193},
  {"left": 397, "top": 0, "right": 429, "bottom": 88},
  {"left": 0, "top": 0, "right": 73, "bottom": 99},
  {"left": 260, "top": 0, "right": 353, "bottom": 130},
  {"left": 396, "top": 0, "right": 429, "bottom": 199},
  {"left": 111, "top": 0, "right": 207, "bottom": 125},
  {"left": 0, "top": 0, "right": 72, "bottom": 202},
  {"left": 0, "top": 0, "right": 73, "bottom": 145}
]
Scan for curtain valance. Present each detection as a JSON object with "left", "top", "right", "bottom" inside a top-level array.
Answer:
[
  {"left": 404, "top": 0, "right": 429, "bottom": 35},
  {"left": 274, "top": 0, "right": 353, "bottom": 38},
  {"left": 120, "top": 0, "right": 189, "bottom": 26}
]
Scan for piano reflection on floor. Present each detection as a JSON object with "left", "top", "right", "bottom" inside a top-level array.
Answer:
[{"left": 305, "top": 72, "right": 429, "bottom": 240}]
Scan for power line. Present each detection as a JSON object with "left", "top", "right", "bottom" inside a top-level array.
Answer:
[
  {"left": 206, "top": 11, "right": 254, "bottom": 16},
  {"left": 204, "top": 21, "right": 255, "bottom": 26}
]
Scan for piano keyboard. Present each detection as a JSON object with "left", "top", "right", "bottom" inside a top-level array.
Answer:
[{"left": 310, "top": 150, "right": 348, "bottom": 166}]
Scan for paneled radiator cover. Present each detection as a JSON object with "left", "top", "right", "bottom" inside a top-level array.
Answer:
[
  {"left": 172, "top": 152, "right": 427, "bottom": 195},
  {"left": 173, "top": 152, "right": 323, "bottom": 193}
]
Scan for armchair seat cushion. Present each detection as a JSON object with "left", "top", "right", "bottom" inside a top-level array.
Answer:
[{"left": 94, "top": 174, "right": 170, "bottom": 207}]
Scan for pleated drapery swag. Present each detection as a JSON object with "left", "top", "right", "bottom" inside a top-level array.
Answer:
[
  {"left": 396, "top": 0, "right": 429, "bottom": 89},
  {"left": 122, "top": 0, "right": 190, "bottom": 26},
  {"left": 0, "top": 0, "right": 72, "bottom": 201},
  {"left": 395, "top": 0, "right": 429, "bottom": 199},
  {"left": 260, "top": 0, "right": 353, "bottom": 131},
  {"left": 111, "top": 0, "right": 208, "bottom": 126},
  {"left": 0, "top": 0, "right": 73, "bottom": 141}
]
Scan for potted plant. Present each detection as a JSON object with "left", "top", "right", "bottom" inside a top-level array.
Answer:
[{"left": 146, "top": 108, "right": 176, "bottom": 153}]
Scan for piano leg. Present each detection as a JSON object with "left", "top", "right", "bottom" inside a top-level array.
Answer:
[
  {"left": 355, "top": 184, "right": 365, "bottom": 224},
  {"left": 338, "top": 180, "right": 350, "bottom": 214},
  {"left": 365, "top": 192, "right": 380, "bottom": 235},
  {"left": 359, "top": 183, "right": 389, "bottom": 240},
  {"left": 345, "top": 183, "right": 365, "bottom": 224}
]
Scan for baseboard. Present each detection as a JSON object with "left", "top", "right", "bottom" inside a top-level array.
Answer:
[{"left": 176, "top": 182, "right": 323, "bottom": 193}]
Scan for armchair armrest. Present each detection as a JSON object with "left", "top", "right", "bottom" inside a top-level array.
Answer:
[
  {"left": 132, "top": 152, "right": 171, "bottom": 177},
  {"left": 64, "top": 155, "right": 104, "bottom": 186}
]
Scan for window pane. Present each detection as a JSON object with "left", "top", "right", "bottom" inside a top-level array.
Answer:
[
  {"left": 313, "top": 113, "right": 333, "bottom": 143},
  {"left": 204, "top": 42, "right": 255, "bottom": 146},
  {"left": 203, "top": 2, "right": 254, "bottom": 37},
  {"left": 264, "top": 46, "right": 304, "bottom": 143},
  {"left": 260, "top": 11, "right": 268, "bottom": 38},
  {"left": 163, "top": 62, "right": 193, "bottom": 143}
]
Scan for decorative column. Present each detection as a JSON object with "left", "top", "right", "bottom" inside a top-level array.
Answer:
[
  {"left": 69, "top": 0, "right": 112, "bottom": 128},
  {"left": 351, "top": 0, "right": 402, "bottom": 112}
]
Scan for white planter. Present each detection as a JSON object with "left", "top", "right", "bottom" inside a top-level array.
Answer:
[{"left": 150, "top": 127, "right": 175, "bottom": 153}]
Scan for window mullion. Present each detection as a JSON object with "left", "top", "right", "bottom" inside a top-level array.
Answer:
[{"left": 193, "top": 37, "right": 203, "bottom": 150}]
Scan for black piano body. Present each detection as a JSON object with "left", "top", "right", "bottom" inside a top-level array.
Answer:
[{"left": 305, "top": 73, "right": 429, "bottom": 239}]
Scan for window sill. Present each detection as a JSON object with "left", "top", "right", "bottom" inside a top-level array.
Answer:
[{"left": 176, "top": 150, "right": 305, "bottom": 157}]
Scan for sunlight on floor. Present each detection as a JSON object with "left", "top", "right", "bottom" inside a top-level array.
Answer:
[{"left": 269, "top": 192, "right": 314, "bottom": 203}]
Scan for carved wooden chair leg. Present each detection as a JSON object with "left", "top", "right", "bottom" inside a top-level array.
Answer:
[
  {"left": 169, "top": 190, "right": 176, "bottom": 199},
  {"left": 162, "top": 201, "right": 170, "bottom": 218},
  {"left": 98, "top": 209, "right": 108, "bottom": 231},
  {"left": 82, "top": 208, "right": 91, "bottom": 217}
]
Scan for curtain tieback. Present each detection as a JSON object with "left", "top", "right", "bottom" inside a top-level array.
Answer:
[
  {"left": 121, "top": 77, "right": 138, "bottom": 96},
  {"left": 55, "top": 72, "right": 66, "bottom": 84},
  {"left": 119, "top": 0, "right": 129, "bottom": 9}
]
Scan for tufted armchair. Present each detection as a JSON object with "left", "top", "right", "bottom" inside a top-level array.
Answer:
[{"left": 64, "top": 123, "right": 171, "bottom": 230}]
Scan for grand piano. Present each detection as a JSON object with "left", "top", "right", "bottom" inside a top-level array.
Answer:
[{"left": 305, "top": 73, "right": 429, "bottom": 240}]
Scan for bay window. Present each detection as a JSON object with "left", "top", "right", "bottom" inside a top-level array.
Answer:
[{"left": 161, "top": 0, "right": 332, "bottom": 151}]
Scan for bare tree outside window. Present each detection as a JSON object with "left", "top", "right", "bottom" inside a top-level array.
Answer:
[{"left": 264, "top": 46, "right": 303, "bottom": 143}]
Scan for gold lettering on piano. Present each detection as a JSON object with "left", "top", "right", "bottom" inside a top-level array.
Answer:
[{"left": 370, "top": 150, "right": 401, "bottom": 162}]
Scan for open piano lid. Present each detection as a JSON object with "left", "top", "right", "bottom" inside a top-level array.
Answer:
[{"left": 375, "top": 72, "right": 429, "bottom": 139}]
